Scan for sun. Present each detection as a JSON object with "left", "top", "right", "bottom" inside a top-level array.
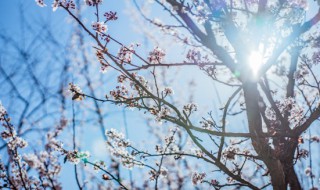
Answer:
[{"left": 248, "top": 44, "right": 264, "bottom": 76}]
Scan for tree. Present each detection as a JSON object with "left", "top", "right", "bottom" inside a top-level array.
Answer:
[{"left": 1, "top": 0, "right": 320, "bottom": 189}]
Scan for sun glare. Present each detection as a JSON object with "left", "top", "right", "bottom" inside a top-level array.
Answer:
[{"left": 248, "top": 44, "right": 264, "bottom": 77}]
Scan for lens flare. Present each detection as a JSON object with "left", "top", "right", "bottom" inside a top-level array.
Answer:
[{"left": 248, "top": 44, "right": 264, "bottom": 76}]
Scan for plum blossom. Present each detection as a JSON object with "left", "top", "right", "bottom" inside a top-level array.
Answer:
[
  {"left": 294, "top": 65, "right": 309, "bottom": 83},
  {"left": 154, "top": 107, "right": 171, "bottom": 123},
  {"left": 200, "top": 119, "right": 215, "bottom": 130},
  {"left": 95, "top": 50, "right": 109, "bottom": 73},
  {"left": 289, "top": 0, "right": 308, "bottom": 10},
  {"left": 104, "top": 11, "right": 118, "bottom": 21},
  {"left": 186, "top": 49, "right": 201, "bottom": 63},
  {"left": 149, "top": 167, "right": 168, "bottom": 180},
  {"left": 223, "top": 147, "right": 238, "bottom": 160},
  {"left": 35, "top": 0, "right": 47, "bottom": 7},
  {"left": 92, "top": 22, "right": 108, "bottom": 33},
  {"left": 265, "top": 97, "right": 304, "bottom": 126},
  {"left": 64, "top": 150, "right": 90, "bottom": 165},
  {"left": 118, "top": 45, "right": 134, "bottom": 64},
  {"left": 312, "top": 51, "right": 320, "bottom": 65},
  {"left": 23, "top": 154, "right": 41, "bottom": 168},
  {"left": 93, "top": 160, "right": 106, "bottom": 171},
  {"left": 183, "top": 103, "right": 198, "bottom": 115},
  {"left": 0, "top": 101, "right": 6, "bottom": 120},
  {"left": 105, "top": 129, "right": 137, "bottom": 169},
  {"left": 7, "top": 137, "right": 28, "bottom": 150},
  {"left": 265, "top": 107, "right": 276, "bottom": 121},
  {"left": 85, "top": 0, "right": 103, "bottom": 6},
  {"left": 49, "top": 0, "right": 75, "bottom": 11},
  {"left": 191, "top": 172, "right": 206, "bottom": 185},
  {"left": 69, "top": 83, "right": 84, "bottom": 101},
  {"left": 109, "top": 85, "right": 129, "bottom": 100},
  {"left": 148, "top": 47, "right": 166, "bottom": 64},
  {"left": 52, "top": 0, "right": 59, "bottom": 11},
  {"left": 163, "top": 87, "right": 174, "bottom": 96},
  {"left": 305, "top": 167, "right": 312, "bottom": 176}
]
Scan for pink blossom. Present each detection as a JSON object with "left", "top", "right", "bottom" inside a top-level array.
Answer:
[
  {"left": 148, "top": 47, "right": 166, "bottom": 64},
  {"left": 84, "top": 0, "right": 103, "bottom": 6},
  {"left": 35, "top": 0, "right": 47, "bottom": 7},
  {"left": 192, "top": 172, "right": 206, "bottom": 185},
  {"left": 92, "top": 22, "right": 108, "bottom": 33}
]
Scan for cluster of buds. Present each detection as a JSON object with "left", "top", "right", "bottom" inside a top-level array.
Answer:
[
  {"left": 104, "top": 11, "right": 118, "bottom": 21},
  {"left": 163, "top": 87, "right": 174, "bottom": 96},
  {"left": 95, "top": 50, "right": 109, "bottom": 73},
  {"left": 109, "top": 85, "right": 129, "bottom": 100},
  {"left": 186, "top": 49, "right": 201, "bottom": 63},
  {"left": 85, "top": 0, "right": 103, "bottom": 6},
  {"left": 148, "top": 167, "right": 168, "bottom": 181},
  {"left": 183, "top": 103, "right": 198, "bottom": 115},
  {"left": 200, "top": 118, "right": 215, "bottom": 130},
  {"left": 117, "top": 75, "right": 127, "bottom": 83}
]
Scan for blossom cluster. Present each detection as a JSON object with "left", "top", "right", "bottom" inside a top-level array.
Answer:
[
  {"left": 288, "top": 0, "right": 308, "bottom": 10},
  {"left": 148, "top": 167, "right": 168, "bottom": 181},
  {"left": 67, "top": 150, "right": 90, "bottom": 164},
  {"left": 294, "top": 64, "right": 309, "bottom": 84},
  {"left": 163, "top": 87, "right": 174, "bottom": 96},
  {"left": 22, "top": 151, "right": 62, "bottom": 189},
  {"left": 69, "top": 83, "right": 84, "bottom": 101},
  {"left": 36, "top": 0, "right": 75, "bottom": 11},
  {"left": 105, "top": 129, "right": 138, "bottom": 169},
  {"left": 104, "top": 11, "right": 118, "bottom": 21},
  {"left": 191, "top": 172, "right": 206, "bottom": 185},
  {"left": 148, "top": 47, "right": 166, "bottom": 64},
  {"left": 265, "top": 97, "right": 304, "bottom": 127},
  {"left": 150, "top": 107, "right": 171, "bottom": 123},
  {"left": 183, "top": 103, "right": 198, "bottom": 115},
  {"left": 117, "top": 44, "right": 135, "bottom": 64},
  {"left": 84, "top": 0, "right": 103, "bottom": 6},
  {"left": 223, "top": 146, "right": 240, "bottom": 160},
  {"left": 95, "top": 50, "right": 110, "bottom": 73},
  {"left": 0, "top": 101, "right": 6, "bottom": 121},
  {"left": 200, "top": 118, "right": 215, "bottom": 130},
  {"left": 35, "top": 0, "right": 47, "bottom": 7},
  {"left": 92, "top": 22, "right": 108, "bottom": 33}
]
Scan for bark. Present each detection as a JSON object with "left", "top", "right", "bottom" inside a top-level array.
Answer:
[
  {"left": 242, "top": 82, "right": 302, "bottom": 190},
  {"left": 266, "top": 159, "right": 286, "bottom": 190},
  {"left": 284, "top": 164, "right": 302, "bottom": 190}
]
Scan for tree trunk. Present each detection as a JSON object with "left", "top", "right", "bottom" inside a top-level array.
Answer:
[
  {"left": 264, "top": 158, "right": 302, "bottom": 190},
  {"left": 283, "top": 162, "right": 302, "bottom": 190},
  {"left": 265, "top": 159, "right": 286, "bottom": 190}
]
